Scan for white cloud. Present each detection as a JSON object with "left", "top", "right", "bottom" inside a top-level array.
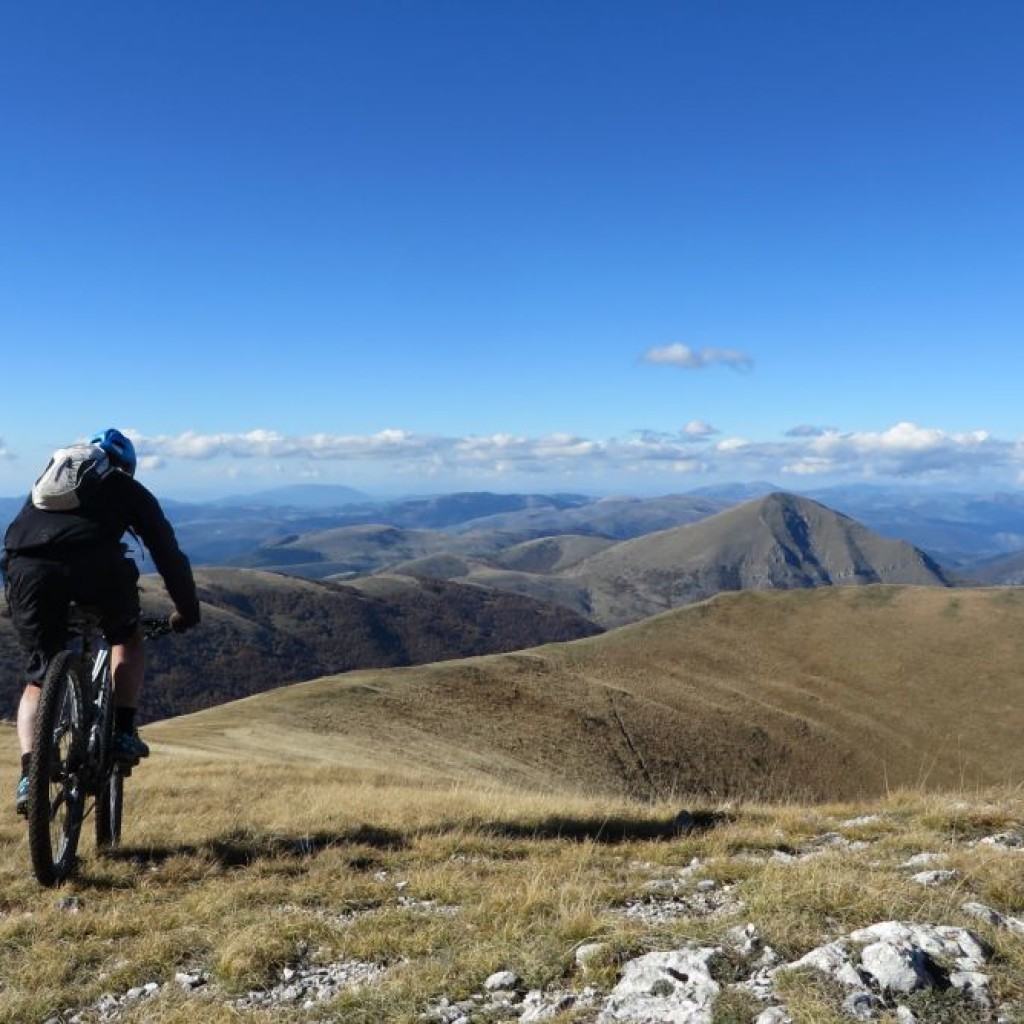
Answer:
[
  {"left": 641, "top": 343, "right": 753, "bottom": 371},
  {"left": 139, "top": 428, "right": 432, "bottom": 461},
  {"left": 715, "top": 437, "right": 750, "bottom": 452},
  {"left": 683, "top": 420, "right": 719, "bottom": 438},
  {"left": 781, "top": 457, "right": 835, "bottom": 476},
  {"left": 785, "top": 424, "right": 833, "bottom": 438},
  {"left": 799, "top": 422, "right": 1001, "bottom": 476},
  {"left": 3, "top": 422, "right": 1005, "bottom": 493}
]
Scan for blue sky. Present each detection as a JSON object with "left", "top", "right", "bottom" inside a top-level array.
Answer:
[{"left": 2, "top": 1, "right": 1023, "bottom": 499}]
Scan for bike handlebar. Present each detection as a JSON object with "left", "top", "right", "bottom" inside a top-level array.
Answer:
[{"left": 141, "top": 617, "right": 174, "bottom": 640}]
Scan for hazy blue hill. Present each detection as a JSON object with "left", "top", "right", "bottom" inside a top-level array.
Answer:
[
  {"left": 137, "top": 492, "right": 596, "bottom": 568},
  {"left": 684, "top": 481, "right": 779, "bottom": 501},
  {"left": 213, "top": 483, "right": 370, "bottom": 507},
  {"left": 961, "top": 549, "right": 1024, "bottom": 585},
  {"left": 0, "top": 496, "right": 23, "bottom": 528},
  {"left": 229, "top": 524, "right": 456, "bottom": 575},
  {"left": 447, "top": 493, "right": 728, "bottom": 541},
  {"left": 356, "top": 491, "right": 593, "bottom": 529},
  {"left": 806, "top": 486, "right": 1024, "bottom": 565}
]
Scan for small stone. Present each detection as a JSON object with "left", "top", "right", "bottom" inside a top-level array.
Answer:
[
  {"left": 755, "top": 1008, "right": 792, "bottom": 1024},
  {"left": 724, "top": 922, "right": 762, "bottom": 956},
  {"left": 901, "top": 852, "right": 944, "bottom": 868},
  {"left": 484, "top": 970, "right": 521, "bottom": 991},
  {"left": 843, "top": 990, "right": 884, "bottom": 1020},
  {"left": 963, "top": 901, "right": 1024, "bottom": 937},
  {"left": 841, "top": 814, "right": 881, "bottom": 827},
  {"left": 979, "top": 831, "right": 1024, "bottom": 848},
  {"left": 520, "top": 990, "right": 576, "bottom": 1022},
  {"left": 911, "top": 869, "right": 959, "bottom": 886}
]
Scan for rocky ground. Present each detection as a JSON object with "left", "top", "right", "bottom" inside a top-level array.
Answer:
[{"left": 48, "top": 820, "right": 1024, "bottom": 1023}]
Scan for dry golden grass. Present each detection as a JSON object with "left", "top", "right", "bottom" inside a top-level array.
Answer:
[{"left": 2, "top": 721, "right": 1024, "bottom": 1023}]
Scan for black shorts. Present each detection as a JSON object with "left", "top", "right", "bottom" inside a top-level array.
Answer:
[{"left": 3, "top": 549, "right": 141, "bottom": 683}]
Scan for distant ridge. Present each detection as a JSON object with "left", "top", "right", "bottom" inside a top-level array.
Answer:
[
  {"left": 962, "top": 549, "right": 1024, "bottom": 585},
  {"left": 0, "top": 567, "right": 601, "bottom": 722}
]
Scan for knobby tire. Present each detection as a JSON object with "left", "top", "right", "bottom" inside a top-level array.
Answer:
[
  {"left": 92, "top": 649, "right": 122, "bottom": 851},
  {"left": 95, "top": 771, "right": 124, "bottom": 849},
  {"left": 27, "top": 652, "right": 87, "bottom": 887}
]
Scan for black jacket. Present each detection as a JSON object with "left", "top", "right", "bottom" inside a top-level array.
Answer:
[{"left": 3, "top": 471, "right": 200, "bottom": 622}]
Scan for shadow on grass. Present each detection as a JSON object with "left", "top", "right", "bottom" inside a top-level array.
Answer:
[
  {"left": 102, "top": 823, "right": 408, "bottom": 869},
  {"left": 480, "top": 809, "right": 733, "bottom": 843},
  {"left": 89, "top": 811, "right": 730, "bottom": 879}
]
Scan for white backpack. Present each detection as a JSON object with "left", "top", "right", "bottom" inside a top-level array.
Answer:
[{"left": 31, "top": 443, "right": 116, "bottom": 511}]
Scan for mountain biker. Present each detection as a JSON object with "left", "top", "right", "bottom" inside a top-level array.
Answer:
[{"left": 1, "top": 428, "right": 201, "bottom": 815}]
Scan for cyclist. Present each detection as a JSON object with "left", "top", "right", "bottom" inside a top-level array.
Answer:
[{"left": 2, "top": 428, "right": 201, "bottom": 815}]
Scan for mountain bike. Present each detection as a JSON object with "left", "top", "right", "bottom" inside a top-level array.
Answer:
[{"left": 25, "top": 608, "right": 172, "bottom": 887}]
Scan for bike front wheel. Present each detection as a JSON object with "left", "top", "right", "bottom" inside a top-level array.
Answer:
[
  {"left": 95, "top": 769, "right": 124, "bottom": 849},
  {"left": 27, "top": 652, "right": 87, "bottom": 886}
]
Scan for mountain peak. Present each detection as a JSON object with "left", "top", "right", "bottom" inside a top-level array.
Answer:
[{"left": 568, "top": 492, "right": 952, "bottom": 626}]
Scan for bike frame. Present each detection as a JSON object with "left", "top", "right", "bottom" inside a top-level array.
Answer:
[{"left": 65, "top": 608, "right": 115, "bottom": 797}]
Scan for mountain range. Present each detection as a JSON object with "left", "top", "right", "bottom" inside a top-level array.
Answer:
[
  {"left": 0, "top": 487, "right": 1009, "bottom": 729},
  {"left": 4, "top": 482, "right": 1024, "bottom": 574},
  {"left": 230, "top": 492, "right": 954, "bottom": 627}
]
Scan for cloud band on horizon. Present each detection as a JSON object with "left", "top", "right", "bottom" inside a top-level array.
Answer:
[{"left": 117, "top": 422, "right": 1023, "bottom": 485}]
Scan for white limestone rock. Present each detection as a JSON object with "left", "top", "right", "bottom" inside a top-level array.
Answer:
[{"left": 597, "top": 947, "right": 721, "bottom": 1024}]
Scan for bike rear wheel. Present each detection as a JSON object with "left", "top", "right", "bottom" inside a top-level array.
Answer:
[{"left": 27, "top": 652, "right": 87, "bottom": 886}]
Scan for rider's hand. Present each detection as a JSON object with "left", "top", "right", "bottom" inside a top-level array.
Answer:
[{"left": 169, "top": 610, "right": 199, "bottom": 633}]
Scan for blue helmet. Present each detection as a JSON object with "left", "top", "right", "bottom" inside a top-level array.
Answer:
[{"left": 90, "top": 428, "right": 137, "bottom": 476}]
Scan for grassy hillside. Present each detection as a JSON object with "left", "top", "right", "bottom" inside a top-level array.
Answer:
[{"left": 147, "top": 585, "right": 1024, "bottom": 802}]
